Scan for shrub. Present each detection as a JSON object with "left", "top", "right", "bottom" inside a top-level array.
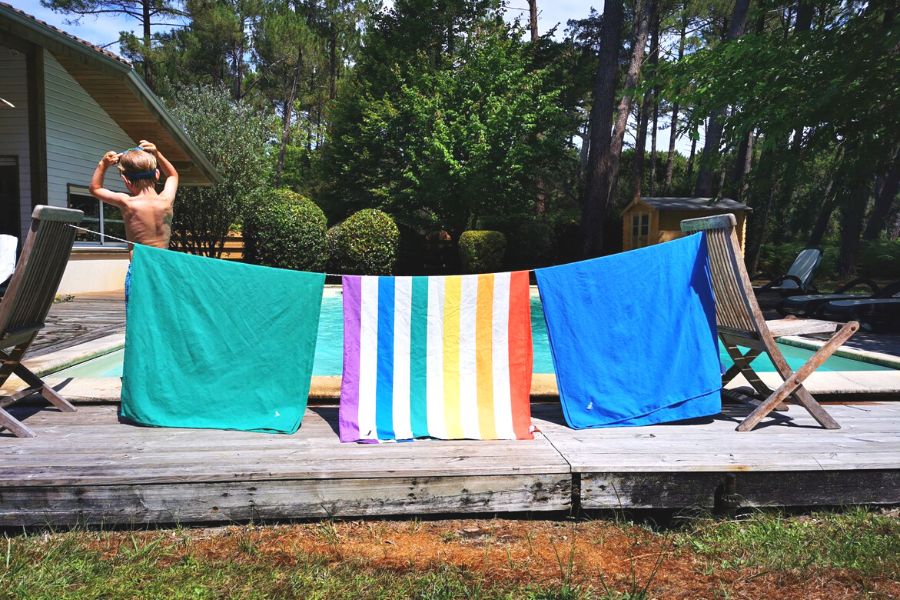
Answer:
[
  {"left": 458, "top": 230, "right": 507, "bottom": 274},
  {"left": 507, "top": 219, "right": 556, "bottom": 270},
  {"left": 243, "top": 189, "right": 327, "bottom": 272},
  {"left": 328, "top": 209, "right": 400, "bottom": 275}
]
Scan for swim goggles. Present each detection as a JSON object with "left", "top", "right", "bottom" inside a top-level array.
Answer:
[{"left": 119, "top": 147, "right": 157, "bottom": 180}]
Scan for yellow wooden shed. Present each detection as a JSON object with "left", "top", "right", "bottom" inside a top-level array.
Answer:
[{"left": 622, "top": 197, "right": 751, "bottom": 252}]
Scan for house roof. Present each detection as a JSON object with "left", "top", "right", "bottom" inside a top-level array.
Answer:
[
  {"left": 636, "top": 197, "right": 751, "bottom": 212},
  {"left": 0, "top": 2, "right": 220, "bottom": 186}
]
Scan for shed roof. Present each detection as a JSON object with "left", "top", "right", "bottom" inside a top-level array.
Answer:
[
  {"left": 0, "top": 2, "right": 219, "bottom": 186},
  {"left": 636, "top": 197, "right": 751, "bottom": 211}
]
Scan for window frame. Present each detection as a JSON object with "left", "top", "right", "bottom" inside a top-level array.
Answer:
[
  {"left": 631, "top": 212, "right": 651, "bottom": 248},
  {"left": 67, "top": 184, "right": 128, "bottom": 249}
]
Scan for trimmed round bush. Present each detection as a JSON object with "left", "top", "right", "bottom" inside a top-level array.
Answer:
[
  {"left": 329, "top": 209, "right": 400, "bottom": 275},
  {"left": 459, "top": 230, "right": 507, "bottom": 274},
  {"left": 243, "top": 189, "right": 327, "bottom": 271}
]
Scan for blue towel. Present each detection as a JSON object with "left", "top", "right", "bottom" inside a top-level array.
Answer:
[{"left": 535, "top": 233, "right": 721, "bottom": 428}]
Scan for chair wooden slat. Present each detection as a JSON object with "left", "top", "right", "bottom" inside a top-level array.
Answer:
[
  {"left": 680, "top": 213, "right": 858, "bottom": 431},
  {"left": 0, "top": 205, "right": 83, "bottom": 438}
]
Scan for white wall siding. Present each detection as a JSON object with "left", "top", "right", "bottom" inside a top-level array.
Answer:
[
  {"left": 44, "top": 52, "right": 133, "bottom": 208},
  {"left": 0, "top": 47, "right": 32, "bottom": 242}
]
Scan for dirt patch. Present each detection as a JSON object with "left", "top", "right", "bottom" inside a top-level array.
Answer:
[{"left": 82, "top": 518, "right": 899, "bottom": 598}]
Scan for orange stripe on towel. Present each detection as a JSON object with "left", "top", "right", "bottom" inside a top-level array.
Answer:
[
  {"left": 475, "top": 273, "right": 497, "bottom": 439},
  {"left": 507, "top": 271, "right": 533, "bottom": 440}
]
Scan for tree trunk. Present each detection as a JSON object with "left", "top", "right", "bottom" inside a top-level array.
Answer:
[
  {"left": 769, "top": 2, "right": 814, "bottom": 236},
  {"left": 795, "top": 0, "right": 814, "bottom": 32},
  {"left": 694, "top": 115, "right": 724, "bottom": 197},
  {"left": 838, "top": 179, "right": 870, "bottom": 279},
  {"left": 730, "top": 130, "right": 754, "bottom": 201},
  {"left": 664, "top": 101, "right": 681, "bottom": 192},
  {"left": 142, "top": 0, "right": 153, "bottom": 88},
  {"left": 744, "top": 146, "right": 778, "bottom": 272},
  {"left": 234, "top": 13, "right": 245, "bottom": 100},
  {"left": 528, "top": 0, "right": 539, "bottom": 42},
  {"left": 275, "top": 46, "right": 303, "bottom": 187},
  {"left": 607, "top": 0, "right": 655, "bottom": 204},
  {"left": 579, "top": 124, "right": 590, "bottom": 172},
  {"left": 633, "top": 98, "right": 649, "bottom": 200},
  {"left": 580, "top": 0, "right": 625, "bottom": 257},
  {"left": 329, "top": 26, "right": 338, "bottom": 100},
  {"left": 647, "top": 15, "right": 660, "bottom": 196},
  {"left": 863, "top": 154, "right": 899, "bottom": 240},
  {"left": 664, "top": 12, "right": 687, "bottom": 193},
  {"left": 808, "top": 195, "right": 837, "bottom": 247},
  {"left": 807, "top": 145, "right": 845, "bottom": 245},
  {"left": 686, "top": 133, "right": 697, "bottom": 182},
  {"left": 693, "top": 0, "right": 751, "bottom": 197}
]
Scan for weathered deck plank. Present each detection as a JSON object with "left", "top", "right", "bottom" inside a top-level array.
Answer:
[
  {"left": 0, "top": 405, "right": 571, "bottom": 525},
  {"left": 531, "top": 403, "right": 900, "bottom": 509},
  {"left": 29, "top": 296, "right": 125, "bottom": 357},
  {"left": 1, "top": 401, "right": 898, "bottom": 525}
]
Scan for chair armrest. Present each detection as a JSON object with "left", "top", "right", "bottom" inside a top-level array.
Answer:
[
  {"left": 758, "top": 274, "right": 804, "bottom": 291},
  {"left": 834, "top": 277, "right": 879, "bottom": 295}
]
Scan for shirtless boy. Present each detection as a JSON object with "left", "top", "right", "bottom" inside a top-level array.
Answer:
[{"left": 89, "top": 140, "right": 179, "bottom": 302}]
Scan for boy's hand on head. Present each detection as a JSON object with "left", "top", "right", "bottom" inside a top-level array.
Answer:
[
  {"left": 101, "top": 151, "right": 120, "bottom": 167},
  {"left": 138, "top": 140, "right": 158, "bottom": 155}
]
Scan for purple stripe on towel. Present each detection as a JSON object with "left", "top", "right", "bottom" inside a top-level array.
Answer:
[{"left": 339, "top": 276, "right": 362, "bottom": 441}]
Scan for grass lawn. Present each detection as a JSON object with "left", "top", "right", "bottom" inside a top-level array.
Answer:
[{"left": 1, "top": 508, "right": 897, "bottom": 599}]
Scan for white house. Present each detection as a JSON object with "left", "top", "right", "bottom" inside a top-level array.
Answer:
[{"left": 0, "top": 2, "right": 218, "bottom": 293}]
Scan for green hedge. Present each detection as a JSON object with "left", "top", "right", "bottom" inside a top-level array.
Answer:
[
  {"left": 328, "top": 209, "right": 400, "bottom": 275},
  {"left": 458, "top": 230, "right": 507, "bottom": 274},
  {"left": 243, "top": 189, "right": 327, "bottom": 271}
]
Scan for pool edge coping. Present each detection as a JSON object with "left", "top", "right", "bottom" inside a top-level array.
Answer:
[{"left": 779, "top": 335, "right": 900, "bottom": 370}]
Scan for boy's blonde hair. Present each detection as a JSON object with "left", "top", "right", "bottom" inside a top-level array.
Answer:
[{"left": 117, "top": 149, "right": 158, "bottom": 188}]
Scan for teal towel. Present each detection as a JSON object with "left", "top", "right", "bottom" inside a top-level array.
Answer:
[{"left": 121, "top": 245, "right": 324, "bottom": 433}]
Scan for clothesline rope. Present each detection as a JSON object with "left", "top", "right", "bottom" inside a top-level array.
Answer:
[
  {"left": 66, "top": 223, "right": 549, "bottom": 279},
  {"left": 67, "top": 224, "right": 346, "bottom": 278},
  {"left": 68, "top": 224, "right": 134, "bottom": 246}
]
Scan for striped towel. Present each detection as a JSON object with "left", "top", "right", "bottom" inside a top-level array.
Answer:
[{"left": 339, "top": 272, "right": 533, "bottom": 442}]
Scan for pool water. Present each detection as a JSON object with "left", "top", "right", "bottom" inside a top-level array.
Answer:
[{"left": 54, "top": 295, "right": 892, "bottom": 378}]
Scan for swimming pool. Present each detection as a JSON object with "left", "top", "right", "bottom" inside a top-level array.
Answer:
[{"left": 53, "top": 295, "right": 892, "bottom": 378}]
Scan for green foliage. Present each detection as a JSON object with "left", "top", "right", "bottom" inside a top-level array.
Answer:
[
  {"left": 167, "top": 84, "right": 272, "bottom": 258},
  {"left": 243, "top": 189, "right": 327, "bottom": 271},
  {"left": 667, "top": 6, "right": 898, "bottom": 160},
  {"left": 458, "top": 230, "right": 507, "bottom": 273},
  {"left": 478, "top": 215, "right": 557, "bottom": 270},
  {"left": 319, "top": 7, "right": 578, "bottom": 235},
  {"left": 328, "top": 209, "right": 400, "bottom": 275},
  {"left": 145, "top": 0, "right": 256, "bottom": 99},
  {"left": 758, "top": 239, "right": 900, "bottom": 283}
]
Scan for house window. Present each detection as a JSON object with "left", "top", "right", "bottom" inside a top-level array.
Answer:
[
  {"left": 67, "top": 185, "right": 127, "bottom": 247},
  {"left": 631, "top": 213, "right": 650, "bottom": 247}
]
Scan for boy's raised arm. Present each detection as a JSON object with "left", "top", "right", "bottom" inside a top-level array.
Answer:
[
  {"left": 89, "top": 151, "right": 130, "bottom": 207},
  {"left": 139, "top": 140, "right": 179, "bottom": 200}
]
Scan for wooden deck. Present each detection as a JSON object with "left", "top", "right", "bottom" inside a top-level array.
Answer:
[
  {"left": 30, "top": 295, "right": 125, "bottom": 357},
  {"left": 1, "top": 402, "right": 898, "bottom": 527}
]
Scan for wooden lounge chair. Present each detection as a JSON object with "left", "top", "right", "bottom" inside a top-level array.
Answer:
[
  {"left": 680, "top": 214, "right": 859, "bottom": 432},
  {"left": 0, "top": 205, "right": 83, "bottom": 438}
]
